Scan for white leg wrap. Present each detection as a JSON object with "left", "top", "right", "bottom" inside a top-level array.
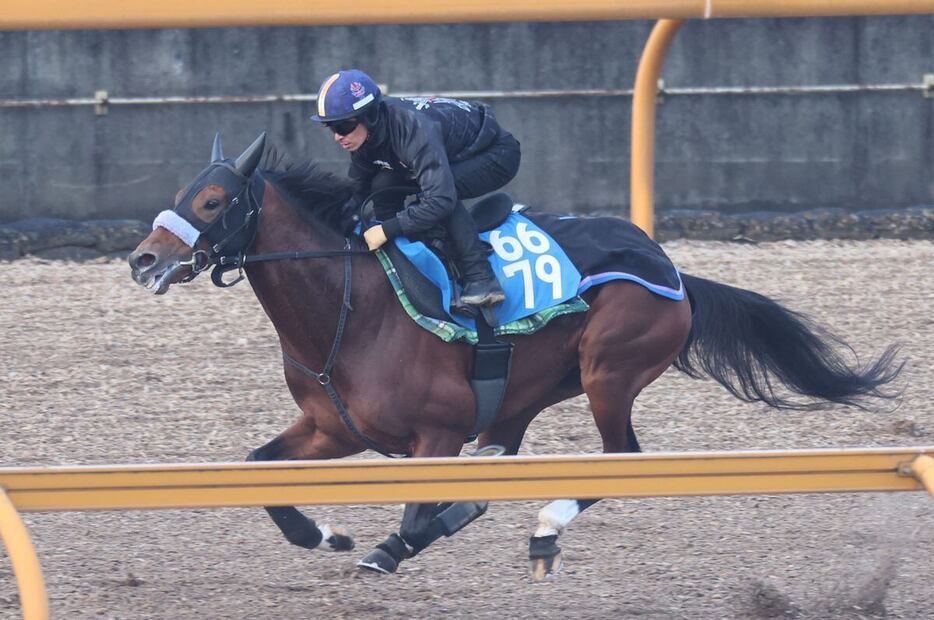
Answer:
[
  {"left": 318, "top": 524, "right": 355, "bottom": 552},
  {"left": 534, "top": 499, "right": 580, "bottom": 538},
  {"left": 318, "top": 524, "right": 335, "bottom": 549}
]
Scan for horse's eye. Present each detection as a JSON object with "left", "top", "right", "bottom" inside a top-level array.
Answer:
[{"left": 204, "top": 199, "right": 221, "bottom": 210}]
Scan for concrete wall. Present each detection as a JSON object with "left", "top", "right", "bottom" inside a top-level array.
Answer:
[{"left": 0, "top": 17, "right": 932, "bottom": 223}]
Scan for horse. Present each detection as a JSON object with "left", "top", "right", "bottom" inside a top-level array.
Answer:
[{"left": 128, "top": 133, "right": 902, "bottom": 579}]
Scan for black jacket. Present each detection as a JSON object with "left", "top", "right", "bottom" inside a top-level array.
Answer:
[{"left": 348, "top": 96, "right": 503, "bottom": 239}]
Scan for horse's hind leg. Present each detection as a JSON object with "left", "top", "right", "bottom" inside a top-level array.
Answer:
[
  {"left": 531, "top": 422, "right": 639, "bottom": 576},
  {"left": 529, "top": 418, "right": 641, "bottom": 580},
  {"left": 357, "top": 428, "right": 486, "bottom": 575},
  {"left": 529, "top": 284, "right": 691, "bottom": 580},
  {"left": 248, "top": 418, "right": 358, "bottom": 553}
]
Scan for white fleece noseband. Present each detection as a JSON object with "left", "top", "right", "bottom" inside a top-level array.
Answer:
[{"left": 153, "top": 210, "right": 201, "bottom": 248}]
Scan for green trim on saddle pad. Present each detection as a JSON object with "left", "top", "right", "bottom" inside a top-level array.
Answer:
[{"left": 376, "top": 249, "right": 590, "bottom": 344}]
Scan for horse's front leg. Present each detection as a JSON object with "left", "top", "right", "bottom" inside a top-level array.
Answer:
[
  {"left": 357, "top": 429, "right": 481, "bottom": 575},
  {"left": 247, "top": 417, "right": 358, "bottom": 553}
]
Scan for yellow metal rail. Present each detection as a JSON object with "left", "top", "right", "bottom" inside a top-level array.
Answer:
[
  {"left": 4, "top": 0, "right": 934, "bottom": 29},
  {"left": 1, "top": 447, "right": 932, "bottom": 620},
  {"left": 2, "top": 448, "right": 932, "bottom": 511},
  {"left": 630, "top": 19, "right": 684, "bottom": 239},
  {"left": 0, "top": 489, "right": 48, "bottom": 620}
]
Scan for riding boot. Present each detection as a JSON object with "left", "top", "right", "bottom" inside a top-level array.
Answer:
[{"left": 447, "top": 201, "right": 505, "bottom": 313}]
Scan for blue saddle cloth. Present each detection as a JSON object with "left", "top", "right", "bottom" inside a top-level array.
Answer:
[
  {"left": 391, "top": 207, "right": 684, "bottom": 330},
  {"left": 394, "top": 211, "right": 581, "bottom": 329}
]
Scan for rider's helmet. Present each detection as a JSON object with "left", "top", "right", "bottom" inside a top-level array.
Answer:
[{"left": 310, "top": 69, "right": 381, "bottom": 125}]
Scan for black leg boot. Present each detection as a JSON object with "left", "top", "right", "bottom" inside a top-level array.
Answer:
[{"left": 446, "top": 201, "right": 505, "bottom": 313}]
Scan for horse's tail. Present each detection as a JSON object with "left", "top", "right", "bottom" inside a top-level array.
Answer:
[{"left": 675, "top": 274, "right": 903, "bottom": 410}]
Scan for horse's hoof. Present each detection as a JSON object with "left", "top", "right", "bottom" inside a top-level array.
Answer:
[
  {"left": 529, "top": 534, "right": 562, "bottom": 582},
  {"left": 471, "top": 444, "right": 506, "bottom": 457},
  {"left": 356, "top": 548, "right": 399, "bottom": 575},
  {"left": 320, "top": 525, "right": 355, "bottom": 552},
  {"left": 530, "top": 552, "right": 563, "bottom": 581}
]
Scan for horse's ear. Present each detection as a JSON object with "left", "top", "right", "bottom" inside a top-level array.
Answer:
[
  {"left": 211, "top": 132, "right": 224, "bottom": 162},
  {"left": 234, "top": 132, "right": 266, "bottom": 177}
]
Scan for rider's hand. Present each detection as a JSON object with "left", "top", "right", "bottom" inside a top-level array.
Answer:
[{"left": 364, "top": 224, "right": 388, "bottom": 251}]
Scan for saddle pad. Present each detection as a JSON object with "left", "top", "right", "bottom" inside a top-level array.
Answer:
[
  {"left": 375, "top": 249, "right": 590, "bottom": 344},
  {"left": 528, "top": 212, "right": 685, "bottom": 301},
  {"left": 379, "top": 207, "right": 683, "bottom": 339},
  {"left": 391, "top": 211, "right": 582, "bottom": 330}
]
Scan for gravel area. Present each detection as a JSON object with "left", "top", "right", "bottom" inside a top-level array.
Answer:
[{"left": 1, "top": 239, "right": 932, "bottom": 619}]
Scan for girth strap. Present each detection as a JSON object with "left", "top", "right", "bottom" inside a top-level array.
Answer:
[{"left": 469, "top": 312, "right": 514, "bottom": 435}]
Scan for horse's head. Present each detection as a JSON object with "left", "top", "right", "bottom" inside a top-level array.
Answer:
[{"left": 128, "top": 133, "right": 267, "bottom": 294}]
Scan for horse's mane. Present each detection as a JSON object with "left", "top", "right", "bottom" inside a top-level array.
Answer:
[{"left": 260, "top": 146, "right": 355, "bottom": 234}]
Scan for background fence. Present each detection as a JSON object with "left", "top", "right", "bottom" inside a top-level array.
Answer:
[{"left": 2, "top": 16, "right": 933, "bottom": 223}]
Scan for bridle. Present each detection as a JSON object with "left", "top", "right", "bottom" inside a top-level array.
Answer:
[{"left": 170, "top": 160, "right": 268, "bottom": 288}]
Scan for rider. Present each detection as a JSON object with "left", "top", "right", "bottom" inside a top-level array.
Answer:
[{"left": 311, "top": 69, "right": 521, "bottom": 312}]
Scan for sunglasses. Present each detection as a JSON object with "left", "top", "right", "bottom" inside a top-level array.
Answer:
[{"left": 325, "top": 119, "right": 360, "bottom": 136}]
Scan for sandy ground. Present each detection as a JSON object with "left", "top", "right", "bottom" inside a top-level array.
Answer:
[{"left": 1, "top": 239, "right": 932, "bottom": 620}]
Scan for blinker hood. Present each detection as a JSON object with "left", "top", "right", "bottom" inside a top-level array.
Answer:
[{"left": 173, "top": 132, "right": 266, "bottom": 235}]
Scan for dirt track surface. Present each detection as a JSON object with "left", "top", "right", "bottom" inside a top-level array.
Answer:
[{"left": 1, "top": 239, "right": 932, "bottom": 620}]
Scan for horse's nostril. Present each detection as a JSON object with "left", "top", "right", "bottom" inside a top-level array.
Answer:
[{"left": 133, "top": 252, "right": 157, "bottom": 270}]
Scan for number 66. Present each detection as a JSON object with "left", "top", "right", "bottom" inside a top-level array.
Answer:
[{"left": 489, "top": 223, "right": 550, "bottom": 261}]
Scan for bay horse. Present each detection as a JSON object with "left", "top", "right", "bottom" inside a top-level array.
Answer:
[{"left": 128, "top": 133, "right": 901, "bottom": 579}]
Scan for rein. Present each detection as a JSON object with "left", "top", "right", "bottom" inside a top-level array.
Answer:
[{"left": 193, "top": 172, "right": 376, "bottom": 287}]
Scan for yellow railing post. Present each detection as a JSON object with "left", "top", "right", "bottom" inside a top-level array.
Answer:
[
  {"left": 0, "top": 488, "right": 48, "bottom": 620},
  {"left": 911, "top": 455, "right": 934, "bottom": 496},
  {"left": 630, "top": 18, "right": 685, "bottom": 239}
]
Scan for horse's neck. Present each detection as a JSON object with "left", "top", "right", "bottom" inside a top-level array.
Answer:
[{"left": 244, "top": 184, "right": 382, "bottom": 366}]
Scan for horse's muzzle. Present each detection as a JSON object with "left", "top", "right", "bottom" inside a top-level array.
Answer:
[{"left": 128, "top": 251, "right": 189, "bottom": 295}]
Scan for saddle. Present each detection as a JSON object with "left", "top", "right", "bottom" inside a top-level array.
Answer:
[
  {"left": 380, "top": 192, "right": 516, "bottom": 438},
  {"left": 381, "top": 192, "right": 515, "bottom": 322}
]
